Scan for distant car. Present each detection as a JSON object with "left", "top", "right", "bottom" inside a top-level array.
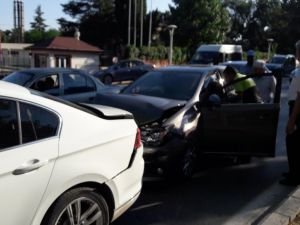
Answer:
[
  {"left": 221, "top": 60, "right": 272, "bottom": 75},
  {"left": 189, "top": 44, "right": 243, "bottom": 65},
  {"left": 94, "top": 66, "right": 280, "bottom": 179},
  {"left": 266, "top": 54, "right": 296, "bottom": 76},
  {"left": 3, "top": 68, "right": 121, "bottom": 103},
  {"left": 0, "top": 81, "right": 144, "bottom": 225},
  {"left": 94, "top": 59, "right": 154, "bottom": 84}
]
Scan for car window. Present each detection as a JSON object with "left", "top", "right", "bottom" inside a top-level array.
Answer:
[
  {"left": 119, "top": 62, "right": 129, "bottom": 68},
  {"left": 30, "top": 74, "right": 60, "bottom": 96},
  {"left": 0, "top": 99, "right": 19, "bottom": 150},
  {"left": 63, "top": 73, "right": 96, "bottom": 95},
  {"left": 3, "top": 71, "right": 35, "bottom": 86},
  {"left": 20, "top": 103, "right": 59, "bottom": 144},
  {"left": 123, "top": 71, "right": 203, "bottom": 100}
]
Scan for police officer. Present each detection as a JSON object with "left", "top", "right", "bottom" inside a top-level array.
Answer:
[
  {"left": 223, "top": 65, "right": 261, "bottom": 103},
  {"left": 280, "top": 40, "right": 300, "bottom": 186}
]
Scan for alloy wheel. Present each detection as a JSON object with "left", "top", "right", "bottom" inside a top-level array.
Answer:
[{"left": 54, "top": 197, "right": 104, "bottom": 225}]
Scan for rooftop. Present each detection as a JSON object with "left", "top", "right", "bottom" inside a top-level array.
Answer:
[{"left": 26, "top": 36, "right": 102, "bottom": 53}]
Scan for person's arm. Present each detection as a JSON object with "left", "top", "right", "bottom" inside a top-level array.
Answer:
[{"left": 287, "top": 92, "right": 300, "bottom": 134}]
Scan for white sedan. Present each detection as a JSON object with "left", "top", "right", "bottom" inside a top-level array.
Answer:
[{"left": 0, "top": 81, "right": 144, "bottom": 225}]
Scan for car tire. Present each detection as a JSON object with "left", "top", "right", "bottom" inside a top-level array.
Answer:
[
  {"left": 165, "top": 144, "right": 197, "bottom": 180},
  {"left": 44, "top": 187, "right": 109, "bottom": 225},
  {"left": 179, "top": 144, "right": 197, "bottom": 179},
  {"left": 103, "top": 75, "right": 113, "bottom": 85}
]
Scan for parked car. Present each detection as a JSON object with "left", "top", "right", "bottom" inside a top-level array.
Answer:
[
  {"left": 221, "top": 60, "right": 271, "bottom": 75},
  {"left": 94, "top": 66, "right": 280, "bottom": 178},
  {"left": 94, "top": 59, "right": 154, "bottom": 84},
  {"left": 266, "top": 54, "right": 296, "bottom": 76},
  {"left": 3, "top": 68, "right": 121, "bottom": 103},
  {"left": 0, "top": 80, "right": 144, "bottom": 225}
]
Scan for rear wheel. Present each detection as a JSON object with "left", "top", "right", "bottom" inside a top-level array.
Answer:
[
  {"left": 44, "top": 188, "right": 109, "bottom": 225},
  {"left": 103, "top": 75, "right": 113, "bottom": 85}
]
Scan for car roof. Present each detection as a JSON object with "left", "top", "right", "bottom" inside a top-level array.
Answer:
[
  {"left": 273, "top": 54, "right": 295, "bottom": 58},
  {"left": 221, "top": 61, "right": 247, "bottom": 66},
  {"left": 0, "top": 80, "right": 31, "bottom": 97},
  {"left": 157, "top": 65, "right": 219, "bottom": 73},
  {"left": 15, "top": 67, "right": 86, "bottom": 76}
]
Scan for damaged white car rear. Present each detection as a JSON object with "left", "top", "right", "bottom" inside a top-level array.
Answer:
[{"left": 0, "top": 81, "right": 144, "bottom": 225}]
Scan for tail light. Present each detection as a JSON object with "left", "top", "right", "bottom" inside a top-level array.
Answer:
[{"left": 134, "top": 128, "right": 142, "bottom": 149}]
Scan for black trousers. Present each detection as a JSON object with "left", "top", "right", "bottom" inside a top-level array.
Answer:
[
  {"left": 286, "top": 101, "right": 300, "bottom": 179},
  {"left": 286, "top": 129, "right": 300, "bottom": 179}
]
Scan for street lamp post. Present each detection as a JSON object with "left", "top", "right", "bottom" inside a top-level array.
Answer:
[
  {"left": 148, "top": 0, "right": 153, "bottom": 48},
  {"left": 267, "top": 38, "right": 274, "bottom": 61},
  {"left": 128, "top": 0, "right": 132, "bottom": 46},
  {"left": 168, "top": 24, "right": 177, "bottom": 65}
]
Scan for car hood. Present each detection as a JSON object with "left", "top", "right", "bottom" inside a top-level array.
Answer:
[{"left": 94, "top": 93, "right": 187, "bottom": 125}]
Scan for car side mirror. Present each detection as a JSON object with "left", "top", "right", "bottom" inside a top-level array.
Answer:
[{"left": 207, "top": 94, "right": 222, "bottom": 107}]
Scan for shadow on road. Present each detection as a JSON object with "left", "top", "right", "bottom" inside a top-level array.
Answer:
[{"left": 113, "top": 157, "right": 294, "bottom": 225}]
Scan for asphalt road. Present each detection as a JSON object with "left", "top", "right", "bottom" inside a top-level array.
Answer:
[{"left": 113, "top": 78, "right": 296, "bottom": 225}]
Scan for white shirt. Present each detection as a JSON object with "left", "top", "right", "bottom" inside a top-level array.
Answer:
[
  {"left": 254, "top": 76, "right": 276, "bottom": 103},
  {"left": 288, "top": 68, "right": 300, "bottom": 101}
]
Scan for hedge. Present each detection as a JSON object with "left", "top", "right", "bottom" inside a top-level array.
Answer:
[{"left": 126, "top": 45, "right": 189, "bottom": 64}]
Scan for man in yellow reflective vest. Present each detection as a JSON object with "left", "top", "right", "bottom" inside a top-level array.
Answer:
[{"left": 223, "top": 65, "right": 262, "bottom": 103}]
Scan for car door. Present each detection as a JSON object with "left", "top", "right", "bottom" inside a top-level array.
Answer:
[
  {"left": 61, "top": 72, "right": 97, "bottom": 102},
  {"left": 129, "top": 61, "right": 145, "bottom": 80},
  {"left": 199, "top": 103, "right": 279, "bottom": 157},
  {"left": 0, "top": 99, "right": 59, "bottom": 225},
  {"left": 115, "top": 61, "right": 131, "bottom": 81}
]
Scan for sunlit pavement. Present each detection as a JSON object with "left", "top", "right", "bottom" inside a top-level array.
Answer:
[{"left": 113, "top": 78, "right": 296, "bottom": 225}]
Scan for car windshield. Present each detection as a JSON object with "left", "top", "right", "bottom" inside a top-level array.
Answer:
[
  {"left": 122, "top": 70, "right": 203, "bottom": 100},
  {"left": 270, "top": 56, "right": 285, "bottom": 64},
  {"left": 3, "top": 71, "right": 34, "bottom": 86},
  {"left": 190, "top": 51, "right": 219, "bottom": 64}
]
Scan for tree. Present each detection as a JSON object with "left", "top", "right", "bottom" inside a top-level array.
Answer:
[
  {"left": 24, "top": 29, "right": 60, "bottom": 43},
  {"left": 170, "top": 0, "right": 230, "bottom": 51},
  {"left": 30, "top": 5, "right": 48, "bottom": 32}
]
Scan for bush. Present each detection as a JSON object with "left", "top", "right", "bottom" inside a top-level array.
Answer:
[{"left": 126, "top": 45, "right": 188, "bottom": 64}]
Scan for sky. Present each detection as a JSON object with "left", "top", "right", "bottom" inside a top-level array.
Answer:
[{"left": 0, "top": 0, "right": 174, "bottom": 31}]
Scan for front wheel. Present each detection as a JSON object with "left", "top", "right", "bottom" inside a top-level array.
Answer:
[
  {"left": 103, "top": 75, "right": 113, "bottom": 85},
  {"left": 179, "top": 145, "right": 198, "bottom": 179},
  {"left": 44, "top": 188, "right": 109, "bottom": 225}
]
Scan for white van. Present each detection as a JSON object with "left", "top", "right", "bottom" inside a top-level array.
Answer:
[{"left": 190, "top": 44, "right": 243, "bottom": 65}]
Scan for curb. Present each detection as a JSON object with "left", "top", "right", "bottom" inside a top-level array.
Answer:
[{"left": 259, "top": 186, "right": 300, "bottom": 225}]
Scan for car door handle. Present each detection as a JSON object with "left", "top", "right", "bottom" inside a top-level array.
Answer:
[{"left": 12, "top": 159, "right": 49, "bottom": 175}]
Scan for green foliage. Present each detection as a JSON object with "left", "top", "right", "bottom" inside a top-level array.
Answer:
[
  {"left": 30, "top": 5, "right": 47, "bottom": 32},
  {"left": 170, "top": 0, "right": 230, "bottom": 50},
  {"left": 126, "top": 45, "right": 188, "bottom": 64},
  {"left": 24, "top": 29, "right": 60, "bottom": 43}
]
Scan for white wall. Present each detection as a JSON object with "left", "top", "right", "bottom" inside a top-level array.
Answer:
[{"left": 71, "top": 53, "right": 100, "bottom": 73}]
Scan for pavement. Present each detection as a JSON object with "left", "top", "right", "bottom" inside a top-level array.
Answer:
[{"left": 112, "top": 78, "right": 299, "bottom": 225}]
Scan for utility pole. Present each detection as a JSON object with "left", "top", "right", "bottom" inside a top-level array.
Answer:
[
  {"left": 133, "top": 0, "right": 137, "bottom": 47},
  {"left": 140, "top": 0, "right": 144, "bottom": 47},
  {"left": 148, "top": 0, "right": 153, "bottom": 48},
  {"left": 128, "top": 0, "right": 132, "bottom": 46}
]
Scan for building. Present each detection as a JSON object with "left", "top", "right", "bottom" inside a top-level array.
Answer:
[
  {"left": 0, "top": 43, "right": 32, "bottom": 68},
  {"left": 26, "top": 36, "right": 102, "bottom": 73}
]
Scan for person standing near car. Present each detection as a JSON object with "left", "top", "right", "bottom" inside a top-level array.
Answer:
[
  {"left": 223, "top": 65, "right": 261, "bottom": 103},
  {"left": 243, "top": 50, "right": 255, "bottom": 75},
  {"left": 280, "top": 40, "right": 300, "bottom": 186},
  {"left": 253, "top": 60, "right": 276, "bottom": 103}
]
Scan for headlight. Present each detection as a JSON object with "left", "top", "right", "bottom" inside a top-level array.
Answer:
[
  {"left": 141, "top": 123, "right": 168, "bottom": 146},
  {"left": 180, "top": 106, "right": 200, "bottom": 134}
]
